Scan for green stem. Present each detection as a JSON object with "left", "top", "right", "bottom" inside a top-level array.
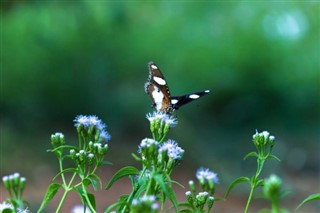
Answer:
[
  {"left": 59, "top": 158, "right": 67, "bottom": 186},
  {"left": 271, "top": 198, "right": 280, "bottom": 213},
  {"left": 120, "top": 168, "right": 147, "bottom": 213},
  {"left": 82, "top": 183, "right": 96, "bottom": 213},
  {"left": 244, "top": 182, "right": 255, "bottom": 213},
  {"left": 55, "top": 172, "right": 77, "bottom": 213}
]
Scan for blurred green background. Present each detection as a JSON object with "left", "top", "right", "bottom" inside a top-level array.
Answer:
[{"left": 1, "top": 1, "right": 319, "bottom": 212}]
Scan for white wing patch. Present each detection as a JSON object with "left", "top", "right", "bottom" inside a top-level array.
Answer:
[
  {"left": 151, "top": 64, "right": 158, "bottom": 69},
  {"left": 189, "top": 94, "right": 200, "bottom": 99},
  {"left": 153, "top": 76, "right": 166, "bottom": 85},
  {"left": 171, "top": 99, "right": 178, "bottom": 104},
  {"left": 152, "top": 87, "right": 164, "bottom": 111}
]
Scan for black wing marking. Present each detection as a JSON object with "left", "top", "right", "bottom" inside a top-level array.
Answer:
[{"left": 171, "top": 90, "right": 210, "bottom": 110}]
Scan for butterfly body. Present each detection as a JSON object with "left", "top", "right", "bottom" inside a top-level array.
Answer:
[{"left": 145, "top": 61, "right": 210, "bottom": 113}]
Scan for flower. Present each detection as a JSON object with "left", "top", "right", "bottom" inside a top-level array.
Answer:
[
  {"left": 164, "top": 115, "right": 178, "bottom": 127},
  {"left": 0, "top": 201, "right": 13, "bottom": 211},
  {"left": 158, "top": 140, "right": 184, "bottom": 160},
  {"left": 153, "top": 111, "right": 168, "bottom": 121},
  {"left": 74, "top": 115, "right": 111, "bottom": 142},
  {"left": 260, "top": 131, "right": 270, "bottom": 140},
  {"left": 100, "top": 130, "right": 111, "bottom": 142},
  {"left": 139, "top": 138, "right": 159, "bottom": 149},
  {"left": 252, "top": 130, "right": 275, "bottom": 148},
  {"left": 17, "top": 208, "right": 31, "bottom": 213},
  {"left": 52, "top": 132, "right": 64, "bottom": 139},
  {"left": 74, "top": 115, "right": 106, "bottom": 131},
  {"left": 71, "top": 205, "right": 92, "bottom": 213},
  {"left": 146, "top": 112, "right": 157, "bottom": 122},
  {"left": 196, "top": 191, "right": 209, "bottom": 205},
  {"left": 196, "top": 167, "right": 219, "bottom": 184},
  {"left": 74, "top": 115, "right": 90, "bottom": 128},
  {"left": 263, "top": 174, "right": 282, "bottom": 199},
  {"left": 146, "top": 111, "right": 169, "bottom": 123},
  {"left": 132, "top": 195, "right": 158, "bottom": 208}
]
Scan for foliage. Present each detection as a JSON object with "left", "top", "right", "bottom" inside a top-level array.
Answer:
[{"left": 2, "top": 113, "right": 319, "bottom": 212}]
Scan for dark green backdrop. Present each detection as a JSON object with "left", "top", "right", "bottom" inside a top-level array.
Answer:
[{"left": 1, "top": 1, "right": 319, "bottom": 211}]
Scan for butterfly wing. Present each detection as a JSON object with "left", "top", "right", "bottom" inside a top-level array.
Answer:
[
  {"left": 170, "top": 90, "right": 210, "bottom": 110},
  {"left": 145, "top": 61, "right": 172, "bottom": 112}
]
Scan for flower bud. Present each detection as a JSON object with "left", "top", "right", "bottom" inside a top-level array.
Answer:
[
  {"left": 13, "top": 172, "right": 20, "bottom": 186},
  {"left": 19, "top": 177, "right": 26, "bottom": 191},
  {"left": 208, "top": 179, "right": 215, "bottom": 195},
  {"left": 207, "top": 196, "right": 214, "bottom": 209},
  {"left": 185, "top": 191, "right": 194, "bottom": 205},
  {"left": 263, "top": 174, "right": 282, "bottom": 200},
  {"left": 188, "top": 180, "right": 196, "bottom": 195},
  {"left": 2, "top": 176, "right": 10, "bottom": 190},
  {"left": 70, "top": 149, "right": 76, "bottom": 159},
  {"left": 87, "top": 153, "right": 95, "bottom": 164},
  {"left": 79, "top": 150, "right": 85, "bottom": 162},
  {"left": 196, "top": 192, "right": 208, "bottom": 207},
  {"left": 88, "top": 141, "right": 94, "bottom": 150},
  {"left": 262, "top": 131, "right": 270, "bottom": 141}
]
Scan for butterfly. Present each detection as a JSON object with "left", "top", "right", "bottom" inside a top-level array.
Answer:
[{"left": 145, "top": 61, "right": 210, "bottom": 113}]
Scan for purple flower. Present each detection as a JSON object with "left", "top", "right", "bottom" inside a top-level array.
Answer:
[
  {"left": 159, "top": 139, "right": 184, "bottom": 160},
  {"left": 196, "top": 167, "right": 219, "bottom": 184}
]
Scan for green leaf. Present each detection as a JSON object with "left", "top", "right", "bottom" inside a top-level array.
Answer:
[
  {"left": 178, "top": 202, "right": 192, "bottom": 208},
  {"left": 74, "top": 187, "right": 96, "bottom": 211},
  {"left": 88, "top": 173, "right": 103, "bottom": 189},
  {"left": 256, "top": 179, "right": 264, "bottom": 187},
  {"left": 82, "top": 177, "right": 98, "bottom": 191},
  {"left": 104, "top": 195, "right": 129, "bottom": 213},
  {"left": 47, "top": 145, "right": 78, "bottom": 153},
  {"left": 171, "top": 180, "right": 185, "bottom": 189},
  {"left": 74, "top": 187, "right": 85, "bottom": 205},
  {"left": 37, "top": 183, "right": 62, "bottom": 212},
  {"left": 224, "top": 177, "right": 250, "bottom": 198},
  {"left": 296, "top": 193, "right": 320, "bottom": 210},
  {"left": 105, "top": 166, "right": 140, "bottom": 190},
  {"left": 154, "top": 174, "right": 179, "bottom": 211},
  {"left": 267, "top": 154, "right": 281, "bottom": 162},
  {"left": 87, "top": 192, "right": 96, "bottom": 211},
  {"left": 99, "top": 160, "right": 113, "bottom": 166},
  {"left": 179, "top": 209, "right": 193, "bottom": 213},
  {"left": 53, "top": 168, "right": 78, "bottom": 181},
  {"left": 131, "top": 153, "right": 142, "bottom": 161},
  {"left": 104, "top": 200, "right": 127, "bottom": 213},
  {"left": 244, "top": 151, "right": 258, "bottom": 160}
]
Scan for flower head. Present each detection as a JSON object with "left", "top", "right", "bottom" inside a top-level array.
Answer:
[
  {"left": 196, "top": 167, "right": 219, "bottom": 184},
  {"left": 158, "top": 139, "right": 184, "bottom": 160},
  {"left": 132, "top": 195, "right": 159, "bottom": 212},
  {"left": 74, "top": 115, "right": 90, "bottom": 128},
  {"left": 71, "top": 205, "right": 92, "bottom": 213},
  {"left": 100, "top": 130, "right": 111, "bottom": 142},
  {"left": 0, "top": 201, "right": 13, "bottom": 211},
  {"left": 51, "top": 132, "right": 65, "bottom": 147},
  {"left": 263, "top": 174, "right": 282, "bottom": 200},
  {"left": 17, "top": 208, "right": 31, "bottom": 213},
  {"left": 74, "top": 115, "right": 106, "bottom": 131},
  {"left": 74, "top": 115, "right": 111, "bottom": 143},
  {"left": 164, "top": 115, "right": 178, "bottom": 128},
  {"left": 139, "top": 138, "right": 159, "bottom": 149},
  {"left": 252, "top": 130, "right": 275, "bottom": 149}
]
